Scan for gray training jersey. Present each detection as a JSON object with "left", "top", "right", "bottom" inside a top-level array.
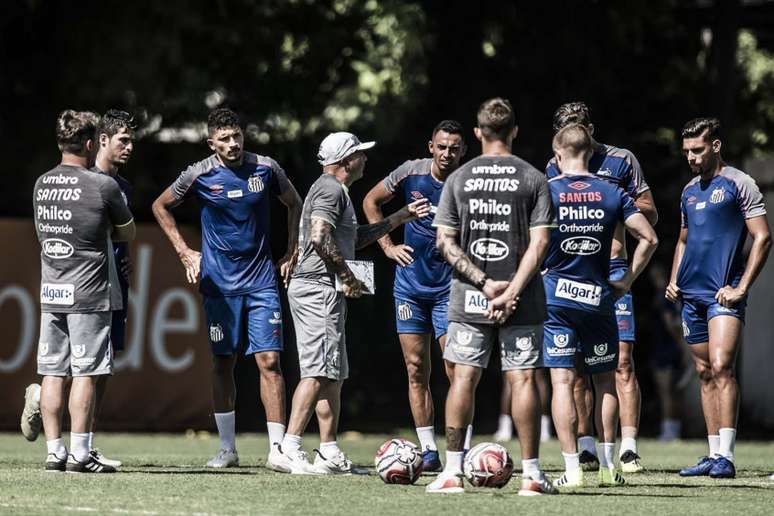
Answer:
[
  {"left": 434, "top": 154, "right": 556, "bottom": 326},
  {"left": 33, "top": 164, "right": 133, "bottom": 312},
  {"left": 293, "top": 174, "right": 358, "bottom": 284}
]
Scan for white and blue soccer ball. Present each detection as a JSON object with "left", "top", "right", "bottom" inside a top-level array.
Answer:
[
  {"left": 374, "top": 438, "right": 423, "bottom": 485},
  {"left": 463, "top": 442, "right": 514, "bottom": 488}
]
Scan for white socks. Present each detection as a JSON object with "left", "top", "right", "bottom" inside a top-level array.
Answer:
[
  {"left": 266, "top": 422, "right": 285, "bottom": 450},
  {"left": 495, "top": 414, "right": 512, "bottom": 438},
  {"left": 598, "top": 443, "right": 615, "bottom": 469},
  {"left": 464, "top": 425, "right": 473, "bottom": 450},
  {"left": 47, "top": 438, "right": 67, "bottom": 457},
  {"left": 281, "top": 433, "right": 302, "bottom": 454},
  {"left": 562, "top": 452, "right": 580, "bottom": 471},
  {"left": 578, "top": 435, "right": 597, "bottom": 456},
  {"left": 214, "top": 411, "right": 236, "bottom": 452},
  {"left": 708, "top": 434, "right": 720, "bottom": 457},
  {"left": 416, "top": 426, "right": 438, "bottom": 452},
  {"left": 718, "top": 428, "right": 736, "bottom": 462},
  {"left": 540, "top": 415, "right": 552, "bottom": 441},
  {"left": 319, "top": 441, "right": 341, "bottom": 457},
  {"left": 445, "top": 451, "right": 464, "bottom": 475},
  {"left": 522, "top": 458, "right": 540, "bottom": 479},
  {"left": 70, "top": 432, "right": 90, "bottom": 462},
  {"left": 620, "top": 437, "right": 637, "bottom": 457}
]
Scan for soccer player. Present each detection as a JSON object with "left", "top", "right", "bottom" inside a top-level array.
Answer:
[
  {"left": 277, "top": 132, "right": 430, "bottom": 474},
  {"left": 152, "top": 108, "right": 302, "bottom": 470},
  {"left": 362, "top": 120, "right": 467, "bottom": 471},
  {"left": 669, "top": 118, "right": 770, "bottom": 479},
  {"left": 427, "top": 98, "right": 557, "bottom": 495},
  {"left": 86, "top": 109, "right": 137, "bottom": 467},
  {"left": 543, "top": 124, "right": 657, "bottom": 488},
  {"left": 547, "top": 102, "right": 658, "bottom": 472},
  {"left": 34, "top": 110, "right": 135, "bottom": 473}
]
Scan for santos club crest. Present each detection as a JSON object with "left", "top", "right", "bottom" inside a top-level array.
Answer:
[
  {"left": 710, "top": 187, "right": 725, "bottom": 204},
  {"left": 248, "top": 175, "right": 264, "bottom": 193}
]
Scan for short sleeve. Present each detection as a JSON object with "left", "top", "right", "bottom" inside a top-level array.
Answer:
[
  {"left": 101, "top": 178, "right": 133, "bottom": 227},
  {"left": 382, "top": 160, "right": 412, "bottom": 194},
  {"left": 171, "top": 159, "right": 209, "bottom": 200},
  {"left": 624, "top": 151, "right": 649, "bottom": 197},
  {"left": 432, "top": 174, "right": 459, "bottom": 230},
  {"left": 735, "top": 174, "right": 767, "bottom": 219},
  {"left": 680, "top": 198, "right": 688, "bottom": 228},
  {"left": 310, "top": 181, "right": 346, "bottom": 227},
  {"left": 529, "top": 174, "right": 557, "bottom": 228},
  {"left": 268, "top": 158, "right": 291, "bottom": 197},
  {"left": 620, "top": 189, "right": 640, "bottom": 221}
]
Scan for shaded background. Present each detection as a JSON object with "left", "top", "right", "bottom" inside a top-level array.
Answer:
[{"left": 2, "top": 0, "right": 774, "bottom": 436}]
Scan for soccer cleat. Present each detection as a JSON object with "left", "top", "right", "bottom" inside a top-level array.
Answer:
[
  {"left": 422, "top": 449, "right": 443, "bottom": 472},
  {"left": 272, "top": 447, "right": 318, "bottom": 475},
  {"left": 206, "top": 448, "right": 239, "bottom": 468},
  {"left": 65, "top": 453, "right": 116, "bottom": 473},
  {"left": 619, "top": 450, "right": 643, "bottom": 473},
  {"left": 45, "top": 452, "right": 67, "bottom": 472},
  {"left": 493, "top": 429, "right": 512, "bottom": 443},
  {"left": 679, "top": 456, "right": 715, "bottom": 477},
  {"left": 579, "top": 450, "right": 600, "bottom": 471},
  {"left": 598, "top": 467, "right": 626, "bottom": 486},
  {"left": 312, "top": 449, "right": 368, "bottom": 475},
  {"left": 708, "top": 456, "right": 736, "bottom": 479},
  {"left": 90, "top": 449, "right": 122, "bottom": 468},
  {"left": 425, "top": 472, "right": 464, "bottom": 494},
  {"left": 519, "top": 472, "right": 559, "bottom": 496},
  {"left": 266, "top": 445, "right": 291, "bottom": 473},
  {"left": 553, "top": 468, "right": 585, "bottom": 489},
  {"left": 21, "top": 384, "right": 42, "bottom": 442}
]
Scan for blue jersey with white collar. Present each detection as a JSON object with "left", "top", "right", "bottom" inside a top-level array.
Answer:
[
  {"left": 677, "top": 166, "right": 766, "bottom": 299},
  {"left": 543, "top": 174, "right": 639, "bottom": 314},
  {"left": 382, "top": 158, "right": 451, "bottom": 300},
  {"left": 170, "top": 152, "right": 291, "bottom": 296}
]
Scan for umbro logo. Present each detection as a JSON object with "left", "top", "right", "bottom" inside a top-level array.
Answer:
[
  {"left": 410, "top": 191, "right": 424, "bottom": 200},
  {"left": 568, "top": 181, "right": 590, "bottom": 191}
]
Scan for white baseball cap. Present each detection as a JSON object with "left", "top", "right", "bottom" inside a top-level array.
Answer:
[{"left": 317, "top": 132, "right": 376, "bottom": 165}]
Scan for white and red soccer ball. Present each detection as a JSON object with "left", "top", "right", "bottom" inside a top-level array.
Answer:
[
  {"left": 463, "top": 442, "right": 514, "bottom": 488},
  {"left": 374, "top": 438, "right": 423, "bottom": 485}
]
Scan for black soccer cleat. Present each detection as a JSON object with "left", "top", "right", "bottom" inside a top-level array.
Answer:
[
  {"left": 65, "top": 453, "right": 117, "bottom": 473},
  {"left": 45, "top": 453, "right": 67, "bottom": 472},
  {"left": 579, "top": 450, "right": 600, "bottom": 472}
]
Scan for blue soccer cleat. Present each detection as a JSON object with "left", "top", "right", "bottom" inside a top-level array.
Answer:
[
  {"left": 709, "top": 456, "right": 736, "bottom": 479},
  {"left": 422, "top": 449, "right": 443, "bottom": 473},
  {"left": 679, "top": 456, "right": 715, "bottom": 477}
]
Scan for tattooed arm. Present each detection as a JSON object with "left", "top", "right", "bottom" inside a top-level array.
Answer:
[
  {"left": 436, "top": 226, "right": 509, "bottom": 299},
  {"left": 356, "top": 198, "right": 430, "bottom": 249},
  {"left": 310, "top": 217, "right": 364, "bottom": 297}
]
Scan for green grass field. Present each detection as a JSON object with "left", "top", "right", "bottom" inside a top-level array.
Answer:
[{"left": 0, "top": 433, "right": 772, "bottom": 515}]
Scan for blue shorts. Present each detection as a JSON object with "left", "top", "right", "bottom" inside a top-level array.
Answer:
[
  {"left": 681, "top": 296, "right": 746, "bottom": 345},
  {"left": 394, "top": 293, "right": 449, "bottom": 339},
  {"left": 543, "top": 305, "right": 619, "bottom": 374},
  {"left": 203, "top": 288, "right": 283, "bottom": 356},
  {"left": 610, "top": 259, "right": 636, "bottom": 342}
]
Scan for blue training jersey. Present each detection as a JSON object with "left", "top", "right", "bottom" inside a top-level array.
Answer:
[
  {"left": 676, "top": 166, "right": 766, "bottom": 299},
  {"left": 170, "top": 152, "right": 291, "bottom": 296},
  {"left": 382, "top": 158, "right": 451, "bottom": 300},
  {"left": 543, "top": 174, "right": 639, "bottom": 314}
]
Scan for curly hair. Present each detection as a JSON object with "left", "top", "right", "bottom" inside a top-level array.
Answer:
[
  {"left": 207, "top": 107, "right": 241, "bottom": 135},
  {"left": 552, "top": 102, "right": 592, "bottom": 133},
  {"left": 97, "top": 109, "right": 137, "bottom": 138},
  {"left": 56, "top": 110, "right": 99, "bottom": 154}
]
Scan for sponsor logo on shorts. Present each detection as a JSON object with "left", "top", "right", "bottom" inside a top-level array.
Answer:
[
  {"left": 397, "top": 302, "right": 413, "bottom": 321},
  {"left": 38, "top": 356, "right": 58, "bottom": 364},
  {"left": 227, "top": 189, "right": 243, "bottom": 198},
  {"left": 72, "top": 344, "right": 86, "bottom": 358},
  {"left": 682, "top": 321, "right": 690, "bottom": 337},
  {"left": 616, "top": 302, "right": 632, "bottom": 316},
  {"left": 269, "top": 311, "right": 282, "bottom": 324},
  {"left": 248, "top": 175, "right": 264, "bottom": 193},
  {"left": 547, "top": 335, "right": 575, "bottom": 357},
  {"left": 554, "top": 278, "right": 601, "bottom": 306},
  {"left": 568, "top": 181, "right": 591, "bottom": 190},
  {"left": 464, "top": 290, "right": 489, "bottom": 314},
  {"left": 210, "top": 323, "right": 224, "bottom": 343},
  {"left": 42, "top": 238, "right": 74, "bottom": 259},
  {"left": 560, "top": 236, "right": 601, "bottom": 255},
  {"left": 469, "top": 238, "right": 509, "bottom": 262},
  {"left": 714, "top": 306, "right": 735, "bottom": 314},
  {"left": 455, "top": 330, "right": 473, "bottom": 346},
  {"left": 710, "top": 187, "right": 725, "bottom": 204},
  {"left": 71, "top": 357, "right": 96, "bottom": 366},
  {"left": 39, "top": 342, "right": 49, "bottom": 355},
  {"left": 696, "top": 201, "right": 706, "bottom": 210},
  {"left": 40, "top": 283, "right": 74, "bottom": 306},
  {"left": 597, "top": 168, "right": 612, "bottom": 177},
  {"left": 554, "top": 334, "right": 569, "bottom": 348},
  {"left": 515, "top": 336, "right": 533, "bottom": 351},
  {"left": 594, "top": 343, "right": 608, "bottom": 356}
]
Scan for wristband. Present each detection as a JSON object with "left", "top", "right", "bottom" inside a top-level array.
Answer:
[{"left": 475, "top": 275, "right": 488, "bottom": 290}]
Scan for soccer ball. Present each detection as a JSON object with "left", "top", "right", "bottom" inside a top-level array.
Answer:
[
  {"left": 463, "top": 442, "right": 514, "bottom": 488},
  {"left": 374, "top": 438, "right": 423, "bottom": 485}
]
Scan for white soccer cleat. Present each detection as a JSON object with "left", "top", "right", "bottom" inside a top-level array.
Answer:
[
  {"left": 519, "top": 471, "right": 559, "bottom": 496},
  {"left": 90, "top": 449, "right": 122, "bottom": 468},
  {"left": 425, "top": 472, "right": 465, "bottom": 494},
  {"left": 272, "top": 447, "right": 318, "bottom": 475},
  {"left": 266, "top": 445, "right": 291, "bottom": 473},
  {"left": 21, "top": 384, "right": 42, "bottom": 442},
  {"left": 206, "top": 448, "right": 239, "bottom": 468},
  {"left": 312, "top": 449, "right": 367, "bottom": 475}
]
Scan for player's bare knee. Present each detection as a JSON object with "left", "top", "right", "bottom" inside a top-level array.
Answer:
[
  {"left": 255, "top": 352, "right": 282, "bottom": 376},
  {"left": 710, "top": 360, "right": 734, "bottom": 382},
  {"left": 695, "top": 361, "right": 713, "bottom": 383}
]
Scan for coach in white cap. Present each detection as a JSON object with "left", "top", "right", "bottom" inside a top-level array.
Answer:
[{"left": 274, "top": 132, "right": 430, "bottom": 474}]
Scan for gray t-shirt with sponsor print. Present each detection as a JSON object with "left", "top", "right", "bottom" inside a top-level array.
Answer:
[
  {"left": 433, "top": 154, "right": 556, "bottom": 325},
  {"left": 293, "top": 174, "right": 357, "bottom": 285},
  {"left": 33, "top": 164, "right": 133, "bottom": 313}
]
